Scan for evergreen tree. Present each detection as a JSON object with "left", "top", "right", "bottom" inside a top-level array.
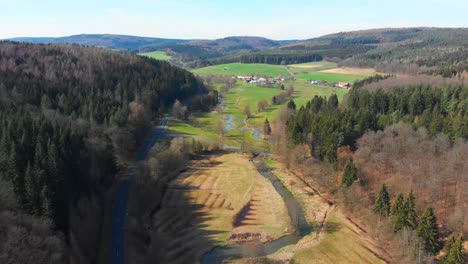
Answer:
[
  {"left": 392, "top": 193, "right": 405, "bottom": 232},
  {"left": 441, "top": 234, "right": 465, "bottom": 264},
  {"left": 342, "top": 159, "right": 357, "bottom": 187},
  {"left": 328, "top": 94, "right": 339, "bottom": 109},
  {"left": 417, "top": 207, "right": 439, "bottom": 254},
  {"left": 263, "top": 118, "right": 271, "bottom": 136},
  {"left": 287, "top": 100, "right": 296, "bottom": 111},
  {"left": 404, "top": 190, "right": 418, "bottom": 229},
  {"left": 10, "top": 143, "right": 25, "bottom": 204},
  {"left": 373, "top": 184, "right": 391, "bottom": 217}
]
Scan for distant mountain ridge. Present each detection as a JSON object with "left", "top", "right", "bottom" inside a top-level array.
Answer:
[
  {"left": 7, "top": 34, "right": 190, "bottom": 52},
  {"left": 6, "top": 27, "right": 467, "bottom": 74}
]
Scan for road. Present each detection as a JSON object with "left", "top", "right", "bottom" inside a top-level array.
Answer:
[{"left": 109, "top": 116, "right": 169, "bottom": 264}]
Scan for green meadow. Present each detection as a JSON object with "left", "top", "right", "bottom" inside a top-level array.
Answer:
[
  {"left": 296, "top": 72, "right": 369, "bottom": 83},
  {"left": 192, "top": 62, "right": 289, "bottom": 77},
  {"left": 168, "top": 61, "right": 381, "bottom": 151},
  {"left": 138, "top": 51, "right": 172, "bottom": 61}
]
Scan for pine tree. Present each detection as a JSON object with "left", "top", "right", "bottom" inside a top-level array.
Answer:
[
  {"left": 287, "top": 100, "right": 296, "bottom": 111},
  {"left": 263, "top": 118, "right": 271, "bottom": 136},
  {"left": 24, "top": 162, "right": 35, "bottom": 213},
  {"left": 328, "top": 94, "right": 339, "bottom": 109},
  {"left": 391, "top": 193, "right": 405, "bottom": 232},
  {"left": 417, "top": 207, "right": 439, "bottom": 254},
  {"left": 10, "top": 143, "right": 25, "bottom": 204},
  {"left": 342, "top": 159, "right": 357, "bottom": 187},
  {"left": 373, "top": 184, "right": 391, "bottom": 217},
  {"left": 404, "top": 190, "right": 418, "bottom": 230},
  {"left": 441, "top": 234, "right": 465, "bottom": 264}
]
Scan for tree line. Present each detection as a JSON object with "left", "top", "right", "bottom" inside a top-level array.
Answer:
[
  {"left": 286, "top": 82, "right": 467, "bottom": 163},
  {"left": 240, "top": 53, "right": 322, "bottom": 65}
]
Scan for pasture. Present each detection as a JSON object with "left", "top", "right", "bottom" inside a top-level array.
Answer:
[
  {"left": 296, "top": 72, "right": 369, "bottom": 83},
  {"left": 193, "top": 63, "right": 290, "bottom": 77},
  {"left": 168, "top": 61, "right": 381, "bottom": 150},
  {"left": 138, "top": 51, "right": 172, "bottom": 61},
  {"left": 160, "top": 153, "right": 291, "bottom": 247}
]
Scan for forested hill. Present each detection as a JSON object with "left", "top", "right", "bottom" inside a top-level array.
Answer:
[
  {"left": 7, "top": 34, "right": 189, "bottom": 52},
  {"left": 0, "top": 41, "right": 216, "bottom": 263},
  {"left": 271, "top": 27, "right": 468, "bottom": 74},
  {"left": 0, "top": 41, "right": 204, "bottom": 125},
  {"left": 157, "top": 36, "right": 297, "bottom": 68}
]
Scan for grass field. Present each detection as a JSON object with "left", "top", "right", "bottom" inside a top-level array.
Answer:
[
  {"left": 288, "top": 61, "right": 337, "bottom": 75},
  {"left": 224, "top": 81, "right": 349, "bottom": 129},
  {"left": 169, "top": 153, "right": 291, "bottom": 245},
  {"left": 138, "top": 51, "right": 171, "bottom": 61},
  {"left": 167, "top": 61, "right": 381, "bottom": 150},
  {"left": 193, "top": 63, "right": 290, "bottom": 77},
  {"left": 296, "top": 72, "right": 369, "bottom": 83}
]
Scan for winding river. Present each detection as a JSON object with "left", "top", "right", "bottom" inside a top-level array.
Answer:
[{"left": 200, "top": 157, "right": 311, "bottom": 263}]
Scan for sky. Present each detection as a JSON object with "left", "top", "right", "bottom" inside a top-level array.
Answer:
[{"left": 1, "top": 0, "right": 467, "bottom": 40}]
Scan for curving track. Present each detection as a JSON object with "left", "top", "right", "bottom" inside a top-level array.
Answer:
[{"left": 109, "top": 117, "right": 169, "bottom": 264}]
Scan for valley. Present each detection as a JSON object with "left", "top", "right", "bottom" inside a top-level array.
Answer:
[
  {"left": 1, "top": 15, "right": 466, "bottom": 264},
  {"left": 146, "top": 61, "right": 398, "bottom": 263}
]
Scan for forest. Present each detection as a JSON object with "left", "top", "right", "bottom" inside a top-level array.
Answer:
[
  {"left": 0, "top": 41, "right": 215, "bottom": 263},
  {"left": 239, "top": 53, "right": 323, "bottom": 65},
  {"left": 286, "top": 79, "right": 467, "bottom": 163},
  {"left": 274, "top": 75, "right": 466, "bottom": 262}
]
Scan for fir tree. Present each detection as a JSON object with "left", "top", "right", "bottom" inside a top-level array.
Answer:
[
  {"left": 342, "top": 159, "right": 357, "bottom": 187},
  {"left": 373, "top": 184, "right": 391, "bottom": 217},
  {"left": 391, "top": 193, "right": 405, "bottom": 232},
  {"left": 404, "top": 190, "right": 418, "bottom": 229},
  {"left": 10, "top": 143, "right": 25, "bottom": 204},
  {"left": 328, "top": 94, "right": 339, "bottom": 109},
  {"left": 441, "top": 234, "right": 465, "bottom": 264},
  {"left": 287, "top": 100, "right": 296, "bottom": 111},
  {"left": 417, "top": 207, "right": 439, "bottom": 254},
  {"left": 263, "top": 118, "right": 271, "bottom": 136}
]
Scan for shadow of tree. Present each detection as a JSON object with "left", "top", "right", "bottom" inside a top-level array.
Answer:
[
  {"left": 127, "top": 154, "right": 228, "bottom": 264},
  {"left": 324, "top": 221, "right": 342, "bottom": 234}
]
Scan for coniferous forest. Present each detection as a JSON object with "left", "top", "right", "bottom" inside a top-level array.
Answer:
[
  {"left": 0, "top": 41, "right": 216, "bottom": 263},
  {"left": 286, "top": 81, "right": 467, "bottom": 163}
]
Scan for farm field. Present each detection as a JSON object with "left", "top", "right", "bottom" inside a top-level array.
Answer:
[
  {"left": 138, "top": 51, "right": 172, "bottom": 61},
  {"left": 287, "top": 61, "right": 337, "bottom": 74},
  {"left": 169, "top": 61, "right": 379, "bottom": 151},
  {"left": 296, "top": 72, "right": 370, "bottom": 83},
  {"left": 193, "top": 62, "right": 290, "bottom": 77},
  {"left": 152, "top": 153, "right": 292, "bottom": 262}
]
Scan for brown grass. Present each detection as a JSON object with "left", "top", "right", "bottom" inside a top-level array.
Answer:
[{"left": 320, "top": 67, "right": 381, "bottom": 75}]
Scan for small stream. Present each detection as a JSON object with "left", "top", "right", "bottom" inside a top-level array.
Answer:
[
  {"left": 200, "top": 157, "right": 311, "bottom": 263},
  {"left": 224, "top": 114, "right": 235, "bottom": 131}
]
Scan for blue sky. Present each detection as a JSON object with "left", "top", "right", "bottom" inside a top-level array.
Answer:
[{"left": 1, "top": 0, "right": 467, "bottom": 39}]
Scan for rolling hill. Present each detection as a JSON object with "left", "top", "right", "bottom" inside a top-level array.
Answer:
[
  {"left": 7, "top": 34, "right": 189, "bottom": 52},
  {"left": 157, "top": 36, "right": 298, "bottom": 68},
  {"left": 249, "top": 27, "right": 468, "bottom": 74},
  {"left": 6, "top": 28, "right": 467, "bottom": 75}
]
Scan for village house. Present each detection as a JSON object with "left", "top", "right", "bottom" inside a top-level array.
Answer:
[
  {"left": 310, "top": 80, "right": 320, "bottom": 85},
  {"left": 335, "top": 82, "right": 351, "bottom": 89}
]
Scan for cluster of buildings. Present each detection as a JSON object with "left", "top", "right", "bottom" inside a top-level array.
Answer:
[
  {"left": 310, "top": 80, "right": 351, "bottom": 89},
  {"left": 236, "top": 75, "right": 286, "bottom": 85}
]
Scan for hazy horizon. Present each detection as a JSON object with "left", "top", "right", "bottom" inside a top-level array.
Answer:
[
  {"left": 1, "top": 0, "right": 467, "bottom": 40},
  {"left": 5, "top": 26, "right": 468, "bottom": 41}
]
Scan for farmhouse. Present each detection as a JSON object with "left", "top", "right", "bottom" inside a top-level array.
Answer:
[
  {"left": 335, "top": 82, "right": 351, "bottom": 89},
  {"left": 310, "top": 80, "right": 320, "bottom": 85}
]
